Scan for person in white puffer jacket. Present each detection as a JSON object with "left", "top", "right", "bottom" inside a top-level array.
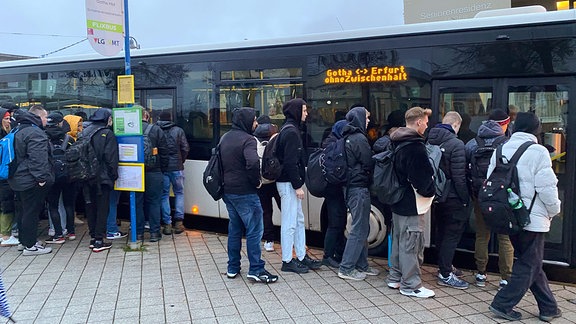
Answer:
[{"left": 487, "top": 112, "right": 562, "bottom": 322}]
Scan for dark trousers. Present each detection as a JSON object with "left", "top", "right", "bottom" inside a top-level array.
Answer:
[
  {"left": 434, "top": 198, "right": 469, "bottom": 277},
  {"left": 136, "top": 171, "right": 164, "bottom": 235},
  {"left": 85, "top": 183, "right": 111, "bottom": 241},
  {"left": 323, "top": 184, "right": 347, "bottom": 260},
  {"left": 491, "top": 231, "right": 557, "bottom": 315},
  {"left": 46, "top": 179, "right": 77, "bottom": 236},
  {"left": 16, "top": 185, "right": 49, "bottom": 248},
  {"left": 257, "top": 182, "right": 281, "bottom": 242}
]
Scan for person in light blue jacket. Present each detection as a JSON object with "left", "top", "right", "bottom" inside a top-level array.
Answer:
[{"left": 488, "top": 112, "right": 562, "bottom": 322}]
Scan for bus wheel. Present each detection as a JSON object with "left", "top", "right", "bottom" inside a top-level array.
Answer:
[{"left": 344, "top": 201, "right": 389, "bottom": 256}]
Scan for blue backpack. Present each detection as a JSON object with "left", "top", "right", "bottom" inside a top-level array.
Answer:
[{"left": 0, "top": 128, "right": 20, "bottom": 180}]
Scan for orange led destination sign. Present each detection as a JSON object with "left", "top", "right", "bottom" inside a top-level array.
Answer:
[{"left": 324, "top": 66, "right": 408, "bottom": 84}]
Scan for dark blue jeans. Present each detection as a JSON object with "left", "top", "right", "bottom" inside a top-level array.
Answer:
[
  {"left": 339, "top": 187, "right": 370, "bottom": 273},
  {"left": 223, "top": 193, "right": 265, "bottom": 275},
  {"left": 491, "top": 231, "right": 558, "bottom": 315}
]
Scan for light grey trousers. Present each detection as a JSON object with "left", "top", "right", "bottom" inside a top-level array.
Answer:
[{"left": 388, "top": 213, "right": 425, "bottom": 290}]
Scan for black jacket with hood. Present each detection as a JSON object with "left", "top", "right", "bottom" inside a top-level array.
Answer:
[
  {"left": 390, "top": 127, "right": 436, "bottom": 216},
  {"left": 276, "top": 99, "right": 307, "bottom": 189},
  {"left": 85, "top": 108, "right": 119, "bottom": 187},
  {"left": 8, "top": 110, "right": 54, "bottom": 191},
  {"left": 427, "top": 124, "right": 470, "bottom": 204},
  {"left": 156, "top": 121, "right": 189, "bottom": 171},
  {"left": 342, "top": 107, "right": 374, "bottom": 188},
  {"left": 142, "top": 120, "right": 169, "bottom": 173},
  {"left": 221, "top": 108, "right": 261, "bottom": 194}
]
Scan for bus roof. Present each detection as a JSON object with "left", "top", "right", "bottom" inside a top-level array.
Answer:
[{"left": 1, "top": 9, "right": 575, "bottom": 68}]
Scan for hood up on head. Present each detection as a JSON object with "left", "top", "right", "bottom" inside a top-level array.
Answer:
[
  {"left": 282, "top": 98, "right": 306, "bottom": 124},
  {"left": 331, "top": 120, "right": 348, "bottom": 139},
  {"left": 344, "top": 106, "right": 367, "bottom": 134},
  {"left": 63, "top": 115, "right": 83, "bottom": 139},
  {"left": 231, "top": 107, "right": 256, "bottom": 134}
]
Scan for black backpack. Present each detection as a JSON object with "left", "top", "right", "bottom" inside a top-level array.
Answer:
[
  {"left": 370, "top": 141, "right": 411, "bottom": 205},
  {"left": 203, "top": 141, "right": 224, "bottom": 201},
  {"left": 322, "top": 136, "right": 348, "bottom": 185},
  {"left": 51, "top": 134, "right": 70, "bottom": 181},
  {"left": 305, "top": 148, "right": 328, "bottom": 197},
  {"left": 478, "top": 141, "right": 536, "bottom": 235},
  {"left": 468, "top": 136, "right": 507, "bottom": 198},
  {"left": 65, "top": 126, "right": 106, "bottom": 183},
  {"left": 143, "top": 124, "right": 158, "bottom": 168},
  {"left": 261, "top": 124, "right": 295, "bottom": 182}
]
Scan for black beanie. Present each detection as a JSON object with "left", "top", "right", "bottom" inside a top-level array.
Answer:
[
  {"left": 513, "top": 112, "right": 541, "bottom": 135},
  {"left": 488, "top": 109, "right": 510, "bottom": 125},
  {"left": 257, "top": 115, "right": 271, "bottom": 124}
]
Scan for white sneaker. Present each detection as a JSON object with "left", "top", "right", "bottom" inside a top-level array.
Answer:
[
  {"left": 499, "top": 279, "right": 508, "bottom": 291},
  {"left": 400, "top": 286, "right": 435, "bottom": 298},
  {"left": 387, "top": 282, "right": 400, "bottom": 289},
  {"left": 48, "top": 228, "right": 55, "bottom": 237},
  {"left": 0, "top": 236, "right": 20, "bottom": 246},
  {"left": 264, "top": 241, "right": 274, "bottom": 252},
  {"left": 22, "top": 243, "right": 52, "bottom": 256}
]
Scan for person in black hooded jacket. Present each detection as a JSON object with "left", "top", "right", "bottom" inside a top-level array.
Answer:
[
  {"left": 337, "top": 106, "right": 377, "bottom": 281},
  {"left": 9, "top": 106, "right": 53, "bottom": 256},
  {"left": 427, "top": 111, "right": 470, "bottom": 289},
  {"left": 386, "top": 107, "right": 436, "bottom": 299},
  {"left": 220, "top": 107, "right": 278, "bottom": 284},
  {"left": 83, "top": 108, "right": 119, "bottom": 252},
  {"left": 276, "top": 98, "right": 322, "bottom": 273},
  {"left": 45, "top": 112, "right": 76, "bottom": 244}
]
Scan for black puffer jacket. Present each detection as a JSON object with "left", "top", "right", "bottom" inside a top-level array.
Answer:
[
  {"left": 276, "top": 99, "right": 307, "bottom": 190},
  {"left": 342, "top": 107, "right": 373, "bottom": 188},
  {"left": 156, "top": 121, "right": 189, "bottom": 171},
  {"left": 221, "top": 108, "right": 261, "bottom": 194},
  {"left": 390, "top": 127, "right": 435, "bottom": 216},
  {"left": 8, "top": 110, "right": 54, "bottom": 191},
  {"left": 427, "top": 124, "right": 470, "bottom": 204}
]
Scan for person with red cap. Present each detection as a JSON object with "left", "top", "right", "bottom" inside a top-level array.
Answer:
[{"left": 465, "top": 108, "right": 512, "bottom": 289}]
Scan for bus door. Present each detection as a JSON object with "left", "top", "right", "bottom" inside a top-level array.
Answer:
[{"left": 433, "top": 78, "right": 574, "bottom": 267}]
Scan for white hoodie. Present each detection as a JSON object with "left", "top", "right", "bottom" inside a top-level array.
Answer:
[{"left": 487, "top": 132, "right": 561, "bottom": 232}]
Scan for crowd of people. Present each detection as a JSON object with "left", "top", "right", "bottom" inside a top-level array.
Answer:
[
  {"left": 0, "top": 99, "right": 563, "bottom": 322},
  {"left": 0, "top": 103, "right": 189, "bottom": 254},
  {"left": 218, "top": 99, "right": 562, "bottom": 322}
]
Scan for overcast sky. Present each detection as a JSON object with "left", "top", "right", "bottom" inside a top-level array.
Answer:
[{"left": 1, "top": 0, "right": 404, "bottom": 58}]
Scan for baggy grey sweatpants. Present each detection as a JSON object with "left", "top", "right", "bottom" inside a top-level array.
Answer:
[{"left": 388, "top": 213, "right": 425, "bottom": 290}]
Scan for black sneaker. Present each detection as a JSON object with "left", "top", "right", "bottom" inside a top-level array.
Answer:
[
  {"left": 300, "top": 254, "right": 322, "bottom": 270},
  {"left": 489, "top": 305, "right": 522, "bottom": 321},
  {"left": 322, "top": 257, "right": 340, "bottom": 268},
  {"left": 247, "top": 270, "right": 278, "bottom": 283},
  {"left": 89, "top": 239, "right": 96, "bottom": 249},
  {"left": 539, "top": 308, "right": 562, "bottom": 322},
  {"left": 281, "top": 258, "right": 309, "bottom": 273},
  {"left": 149, "top": 232, "right": 162, "bottom": 242},
  {"left": 92, "top": 241, "right": 112, "bottom": 252}
]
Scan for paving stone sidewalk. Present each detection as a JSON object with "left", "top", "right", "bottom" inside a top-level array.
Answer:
[{"left": 1, "top": 221, "right": 575, "bottom": 324}]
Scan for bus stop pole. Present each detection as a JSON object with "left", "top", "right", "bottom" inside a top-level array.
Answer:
[{"left": 123, "top": 0, "right": 139, "bottom": 250}]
